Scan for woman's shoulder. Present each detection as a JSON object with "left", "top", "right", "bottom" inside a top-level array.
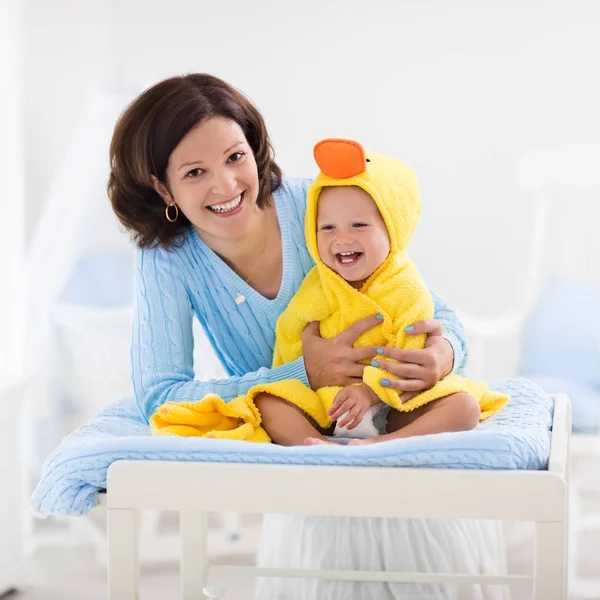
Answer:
[
  {"left": 277, "top": 177, "right": 313, "bottom": 196},
  {"left": 274, "top": 177, "right": 313, "bottom": 223},
  {"left": 134, "top": 231, "right": 196, "bottom": 277}
]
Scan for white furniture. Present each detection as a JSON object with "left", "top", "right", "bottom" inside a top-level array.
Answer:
[
  {"left": 461, "top": 143, "right": 600, "bottom": 598},
  {"left": 98, "top": 394, "right": 570, "bottom": 600}
]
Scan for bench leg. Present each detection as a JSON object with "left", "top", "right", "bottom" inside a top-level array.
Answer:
[
  {"left": 534, "top": 521, "right": 567, "bottom": 599},
  {"left": 180, "top": 511, "right": 208, "bottom": 600},
  {"left": 107, "top": 508, "right": 140, "bottom": 599}
]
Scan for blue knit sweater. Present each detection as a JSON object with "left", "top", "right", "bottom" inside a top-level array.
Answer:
[{"left": 132, "top": 178, "right": 468, "bottom": 421}]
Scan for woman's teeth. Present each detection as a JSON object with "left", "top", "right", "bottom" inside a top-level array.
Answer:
[
  {"left": 337, "top": 251, "right": 362, "bottom": 264},
  {"left": 208, "top": 193, "right": 243, "bottom": 213}
]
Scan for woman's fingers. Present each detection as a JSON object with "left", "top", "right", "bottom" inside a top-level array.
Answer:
[
  {"left": 362, "top": 320, "right": 451, "bottom": 397},
  {"left": 302, "top": 317, "right": 449, "bottom": 391},
  {"left": 398, "top": 391, "right": 419, "bottom": 404},
  {"left": 377, "top": 346, "right": 435, "bottom": 367},
  {"left": 336, "top": 315, "right": 383, "bottom": 345},
  {"left": 302, "top": 316, "right": 384, "bottom": 389},
  {"left": 372, "top": 359, "right": 423, "bottom": 380},
  {"left": 380, "top": 377, "right": 427, "bottom": 392},
  {"left": 300, "top": 321, "right": 322, "bottom": 342},
  {"left": 405, "top": 319, "right": 444, "bottom": 337},
  {"left": 343, "top": 362, "right": 371, "bottom": 379},
  {"left": 350, "top": 346, "right": 381, "bottom": 362}
]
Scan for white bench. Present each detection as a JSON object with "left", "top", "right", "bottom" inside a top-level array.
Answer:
[{"left": 99, "top": 394, "right": 571, "bottom": 600}]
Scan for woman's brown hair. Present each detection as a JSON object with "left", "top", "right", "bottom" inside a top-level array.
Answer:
[{"left": 108, "top": 73, "right": 282, "bottom": 249}]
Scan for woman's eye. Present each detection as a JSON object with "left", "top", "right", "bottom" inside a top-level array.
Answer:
[
  {"left": 227, "top": 152, "right": 244, "bottom": 163},
  {"left": 186, "top": 168, "right": 204, "bottom": 178}
]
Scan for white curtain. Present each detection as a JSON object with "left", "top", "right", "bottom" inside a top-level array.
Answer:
[{"left": 23, "top": 83, "right": 138, "bottom": 471}]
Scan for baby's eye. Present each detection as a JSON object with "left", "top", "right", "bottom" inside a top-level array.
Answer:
[
  {"left": 227, "top": 152, "right": 244, "bottom": 163},
  {"left": 352, "top": 222, "right": 368, "bottom": 228},
  {"left": 320, "top": 224, "right": 335, "bottom": 231},
  {"left": 186, "top": 168, "right": 204, "bottom": 178}
]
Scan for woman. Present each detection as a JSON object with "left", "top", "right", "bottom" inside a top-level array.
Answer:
[
  {"left": 108, "top": 73, "right": 466, "bottom": 437},
  {"left": 108, "top": 73, "right": 505, "bottom": 600}
]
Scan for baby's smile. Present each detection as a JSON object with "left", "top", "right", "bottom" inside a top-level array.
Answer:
[{"left": 336, "top": 251, "right": 364, "bottom": 266}]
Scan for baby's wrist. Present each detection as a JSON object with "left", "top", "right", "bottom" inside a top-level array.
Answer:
[{"left": 360, "top": 383, "right": 381, "bottom": 405}]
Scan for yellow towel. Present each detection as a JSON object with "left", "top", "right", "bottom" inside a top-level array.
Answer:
[
  {"left": 150, "top": 139, "right": 509, "bottom": 440},
  {"left": 150, "top": 394, "right": 271, "bottom": 442}
]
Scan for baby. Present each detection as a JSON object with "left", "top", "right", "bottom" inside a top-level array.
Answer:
[
  {"left": 289, "top": 139, "right": 509, "bottom": 445},
  {"left": 307, "top": 182, "right": 478, "bottom": 445}
]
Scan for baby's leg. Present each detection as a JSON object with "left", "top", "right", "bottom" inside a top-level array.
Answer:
[
  {"left": 348, "top": 393, "right": 480, "bottom": 446},
  {"left": 254, "top": 393, "right": 334, "bottom": 446}
]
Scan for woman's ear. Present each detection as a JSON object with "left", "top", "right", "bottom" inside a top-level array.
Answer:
[{"left": 151, "top": 175, "right": 173, "bottom": 205}]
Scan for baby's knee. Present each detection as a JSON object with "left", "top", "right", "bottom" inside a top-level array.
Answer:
[
  {"left": 253, "top": 392, "right": 283, "bottom": 413},
  {"left": 448, "top": 393, "right": 481, "bottom": 429}
]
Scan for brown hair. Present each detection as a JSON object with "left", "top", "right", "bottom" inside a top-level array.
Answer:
[{"left": 108, "top": 73, "right": 282, "bottom": 249}]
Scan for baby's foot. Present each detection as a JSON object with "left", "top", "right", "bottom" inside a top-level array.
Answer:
[
  {"left": 347, "top": 438, "right": 378, "bottom": 446},
  {"left": 304, "top": 437, "right": 338, "bottom": 446}
]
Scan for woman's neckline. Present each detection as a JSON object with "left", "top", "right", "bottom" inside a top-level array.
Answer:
[{"left": 189, "top": 184, "right": 293, "bottom": 311}]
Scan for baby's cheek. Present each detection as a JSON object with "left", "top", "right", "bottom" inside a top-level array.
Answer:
[
  {"left": 316, "top": 238, "right": 326, "bottom": 261},
  {"left": 317, "top": 243, "right": 334, "bottom": 269}
]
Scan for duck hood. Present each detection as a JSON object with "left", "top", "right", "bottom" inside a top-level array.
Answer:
[{"left": 305, "top": 138, "right": 421, "bottom": 267}]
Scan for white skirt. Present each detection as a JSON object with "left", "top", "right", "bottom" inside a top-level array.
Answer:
[{"left": 255, "top": 515, "right": 508, "bottom": 600}]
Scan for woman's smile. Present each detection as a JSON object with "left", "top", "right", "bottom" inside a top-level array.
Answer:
[{"left": 206, "top": 191, "right": 245, "bottom": 216}]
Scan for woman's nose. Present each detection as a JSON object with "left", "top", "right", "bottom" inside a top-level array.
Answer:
[{"left": 210, "top": 168, "right": 237, "bottom": 197}]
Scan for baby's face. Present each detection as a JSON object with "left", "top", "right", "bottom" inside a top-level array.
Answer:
[{"left": 316, "top": 186, "right": 390, "bottom": 289}]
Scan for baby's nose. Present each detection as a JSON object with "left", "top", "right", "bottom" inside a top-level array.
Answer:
[{"left": 334, "top": 233, "right": 357, "bottom": 248}]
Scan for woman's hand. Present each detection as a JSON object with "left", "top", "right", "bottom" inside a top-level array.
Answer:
[
  {"left": 302, "top": 315, "right": 383, "bottom": 389},
  {"left": 372, "top": 319, "right": 454, "bottom": 403}
]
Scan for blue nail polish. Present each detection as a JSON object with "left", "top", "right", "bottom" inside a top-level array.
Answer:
[
  {"left": 371, "top": 360, "right": 379, "bottom": 367},
  {"left": 376, "top": 313, "right": 384, "bottom": 320},
  {"left": 381, "top": 379, "right": 390, "bottom": 387},
  {"left": 376, "top": 348, "right": 383, "bottom": 355},
  {"left": 405, "top": 325, "right": 415, "bottom": 333}
]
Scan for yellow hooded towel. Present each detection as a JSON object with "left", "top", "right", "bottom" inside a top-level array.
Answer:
[{"left": 151, "top": 139, "right": 509, "bottom": 440}]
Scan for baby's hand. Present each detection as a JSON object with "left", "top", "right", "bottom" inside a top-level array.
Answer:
[{"left": 328, "top": 384, "right": 381, "bottom": 430}]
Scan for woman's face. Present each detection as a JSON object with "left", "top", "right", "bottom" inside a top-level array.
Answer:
[{"left": 159, "top": 116, "right": 261, "bottom": 243}]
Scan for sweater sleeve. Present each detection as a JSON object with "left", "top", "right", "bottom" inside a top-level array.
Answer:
[
  {"left": 131, "top": 248, "right": 309, "bottom": 422},
  {"left": 429, "top": 286, "right": 468, "bottom": 375}
]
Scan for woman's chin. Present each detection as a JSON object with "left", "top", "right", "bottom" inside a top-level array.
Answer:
[
  {"left": 193, "top": 199, "right": 265, "bottom": 243},
  {"left": 214, "top": 219, "right": 260, "bottom": 241}
]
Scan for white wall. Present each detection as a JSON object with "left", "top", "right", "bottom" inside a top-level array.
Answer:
[
  {"left": 22, "top": 0, "right": 600, "bottom": 373},
  {"left": 1, "top": 0, "right": 25, "bottom": 384}
]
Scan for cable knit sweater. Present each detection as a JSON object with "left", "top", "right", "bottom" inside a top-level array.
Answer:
[{"left": 132, "top": 178, "right": 468, "bottom": 422}]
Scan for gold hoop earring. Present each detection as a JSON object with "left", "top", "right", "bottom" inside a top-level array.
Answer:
[{"left": 165, "top": 204, "right": 179, "bottom": 223}]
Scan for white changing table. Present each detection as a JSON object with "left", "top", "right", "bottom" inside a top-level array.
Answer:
[{"left": 99, "top": 394, "right": 571, "bottom": 600}]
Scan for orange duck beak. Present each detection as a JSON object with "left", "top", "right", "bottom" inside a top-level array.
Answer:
[{"left": 313, "top": 138, "right": 367, "bottom": 179}]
